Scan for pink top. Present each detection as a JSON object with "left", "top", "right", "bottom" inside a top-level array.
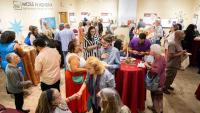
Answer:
[
  {"left": 35, "top": 47, "right": 61, "bottom": 85},
  {"left": 151, "top": 55, "right": 166, "bottom": 88}
]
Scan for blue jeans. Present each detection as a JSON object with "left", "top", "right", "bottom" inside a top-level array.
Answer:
[{"left": 62, "top": 51, "right": 68, "bottom": 69}]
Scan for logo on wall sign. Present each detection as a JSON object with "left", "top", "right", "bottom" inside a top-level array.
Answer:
[
  {"left": 9, "top": 19, "right": 23, "bottom": 34},
  {"left": 13, "top": 0, "right": 53, "bottom": 10},
  {"left": 13, "top": 1, "right": 22, "bottom": 10}
]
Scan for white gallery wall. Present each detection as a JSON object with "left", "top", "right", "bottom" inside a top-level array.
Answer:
[
  {"left": 0, "top": 0, "right": 199, "bottom": 42},
  {"left": 136, "top": 0, "right": 195, "bottom": 29},
  {"left": 0, "top": 0, "right": 59, "bottom": 42},
  {"left": 60, "top": 0, "right": 118, "bottom": 27},
  {"left": 118, "top": 0, "right": 137, "bottom": 25}
]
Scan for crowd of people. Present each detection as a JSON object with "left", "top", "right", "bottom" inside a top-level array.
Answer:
[{"left": 0, "top": 17, "right": 200, "bottom": 113}]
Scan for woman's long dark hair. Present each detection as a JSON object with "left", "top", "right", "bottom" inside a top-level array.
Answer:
[
  {"left": 86, "top": 26, "right": 95, "bottom": 41},
  {"left": 182, "top": 24, "right": 196, "bottom": 51},
  {"left": 35, "top": 90, "right": 53, "bottom": 113},
  {"left": 114, "top": 39, "right": 123, "bottom": 51},
  {"left": 68, "top": 39, "right": 77, "bottom": 53},
  {"left": 0, "top": 31, "right": 15, "bottom": 43}
]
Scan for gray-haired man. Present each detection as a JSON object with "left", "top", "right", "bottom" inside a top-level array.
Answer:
[{"left": 5, "top": 53, "right": 32, "bottom": 113}]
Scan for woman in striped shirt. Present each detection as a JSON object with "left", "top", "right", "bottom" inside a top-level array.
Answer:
[{"left": 83, "top": 26, "right": 100, "bottom": 59}]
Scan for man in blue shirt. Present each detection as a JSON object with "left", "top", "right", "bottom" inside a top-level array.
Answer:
[{"left": 55, "top": 24, "right": 75, "bottom": 66}]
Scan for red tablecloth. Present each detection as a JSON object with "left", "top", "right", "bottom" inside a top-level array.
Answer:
[
  {"left": 191, "top": 40, "right": 200, "bottom": 66},
  {"left": 115, "top": 60, "right": 146, "bottom": 113},
  {"left": 195, "top": 84, "right": 200, "bottom": 101}
]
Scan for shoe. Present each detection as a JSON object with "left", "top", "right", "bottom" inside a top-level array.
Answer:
[
  {"left": 147, "top": 106, "right": 157, "bottom": 113},
  {"left": 21, "top": 109, "right": 30, "bottom": 113},
  {"left": 168, "top": 86, "right": 174, "bottom": 91},
  {"left": 163, "top": 89, "right": 171, "bottom": 94}
]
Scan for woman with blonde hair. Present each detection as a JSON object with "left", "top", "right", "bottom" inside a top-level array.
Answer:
[
  {"left": 36, "top": 88, "right": 71, "bottom": 113},
  {"left": 98, "top": 88, "right": 131, "bottom": 113},
  {"left": 72, "top": 56, "right": 115, "bottom": 113}
]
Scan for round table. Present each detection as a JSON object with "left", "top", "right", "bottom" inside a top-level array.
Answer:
[{"left": 115, "top": 60, "right": 146, "bottom": 113}]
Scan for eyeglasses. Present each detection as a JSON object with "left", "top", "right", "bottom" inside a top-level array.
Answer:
[
  {"left": 101, "top": 41, "right": 109, "bottom": 46},
  {"left": 90, "top": 30, "right": 96, "bottom": 32}
]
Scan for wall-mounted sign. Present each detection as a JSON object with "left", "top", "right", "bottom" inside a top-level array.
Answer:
[
  {"left": 161, "top": 18, "right": 178, "bottom": 28},
  {"left": 143, "top": 13, "right": 157, "bottom": 25},
  {"left": 81, "top": 12, "right": 90, "bottom": 21},
  {"left": 101, "top": 13, "right": 112, "bottom": 23},
  {"left": 69, "top": 12, "right": 76, "bottom": 23},
  {"left": 13, "top": 0, "right": 53, "bottom": 10}
]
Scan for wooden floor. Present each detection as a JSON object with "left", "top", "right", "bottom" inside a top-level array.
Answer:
[{"left": 0, "top": 67, "right": 200, "bottom": 113}]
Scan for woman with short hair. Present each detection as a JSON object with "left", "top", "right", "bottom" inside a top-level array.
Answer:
[
  {"left": 145, "top": 44, "right": 166, "bottom": 113},
  {"left": 164, "top": 30, "right": 187, "bottom": 94},
  {"left": 100, "top": 34, "right": 120, "bottom": 73}
]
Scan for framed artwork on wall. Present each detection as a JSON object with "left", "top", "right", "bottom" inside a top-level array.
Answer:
[
  {"left": 143, "top": 13, "right": 157, "bottom": 25},
  {"left": 81, "top": 12, "right": 90, "bottom": 21},
  {"left": 69, "top": 12, "right": 76, "bottom": 23},
  {"left": 193, "top": 14, "right": 198, "bottom": 25},
  {"left": 40, "top": 17, "right": 56, "bottom": 29},
  {"left": 161, "top": 18, "right": 178, "bottom": 28}
]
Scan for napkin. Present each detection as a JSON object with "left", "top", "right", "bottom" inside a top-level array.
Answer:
[{"left": 137, "top": 62, "right": 145, "bottom": 68}]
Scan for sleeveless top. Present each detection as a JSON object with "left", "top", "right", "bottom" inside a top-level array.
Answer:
[
  {"left": 66, "top": 53, "right": 86, "bottom": 71},
  {"left": 66, "top": 53, "right": 86, "bottom": 84},
  {"left": 0, "top": 42, "right": 25, "bottom": 76}
]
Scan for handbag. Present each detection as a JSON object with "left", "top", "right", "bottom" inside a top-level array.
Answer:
[
  {"left": 180, "top": 55, "right": 189, "bottom": 70},
  {"left": 145, "top": 70, "right": 160, "bottom": 91}
]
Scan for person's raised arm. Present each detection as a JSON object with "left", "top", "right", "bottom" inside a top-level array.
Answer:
[
  {"left": 14, "top": 43, "right": 25, "bottom": 57},
  {"left": 68, "top": 56, "right": 86, "bottom": 73}
]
